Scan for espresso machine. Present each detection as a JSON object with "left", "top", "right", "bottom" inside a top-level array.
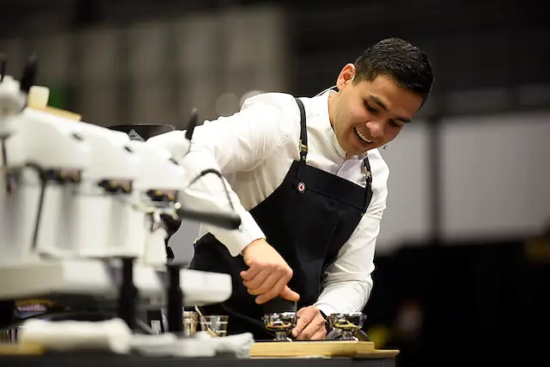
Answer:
[
  {"left": 0, "top": 56, "right": 236, "bottom": 339},
  {"left": 107, "top": 124, "right": 181, "bottom": 264}
]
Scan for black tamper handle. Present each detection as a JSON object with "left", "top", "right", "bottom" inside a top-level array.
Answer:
[
  {"left": 117, "top": 257, "right": 138, "bottom": 330},
  {"left": 176, "top": 207, "right": 241, "bottom": 230},
  {"left": 262, "top": 296, "right": 297, "bottom": 314},
  {"left": 166, "top": 263, "right": 184, "bottom": 334}
]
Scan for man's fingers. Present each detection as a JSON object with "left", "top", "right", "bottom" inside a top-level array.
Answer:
[
  {"left": 293, "top": 308, "right": 326, "bottom": 340},
  {"left": 240, "top": 265, "right": 261, "bottom": 281},
  {"left": 280, "top": 286, "right": 300, "bottom": 302},
  {"left": 255, "top": 283, "right": 299, "bottom": 305},
  {"left": 292, "top": 308, "right": 313, "bottom": 337},
  {"left": 296, "top": 321, "right": 321, "bottom": 340},
  {"left": 254, "top": 277, "right": 288, "bottom": 304},
  {"left": 243, "top": 269, "right": 270, "bottom": 291},
  {"left": 310, "top": 328, "right": 327, "bottom": 341},
  {"left": 247, "top": 273, "right": 279, "bottom": 296},
  {"left": 296, "top": 317, "right": 325, "bottom": 340}
]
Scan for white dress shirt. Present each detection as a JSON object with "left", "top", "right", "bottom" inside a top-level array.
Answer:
[{"left": 151, "top": 91, "right": 390, "bottom": 315}]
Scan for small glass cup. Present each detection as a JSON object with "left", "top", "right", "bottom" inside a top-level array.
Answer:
[
  {"left": 0, "top": 325, "right": 22, "bottom": 343},
  {"left": 199, "top": 315, "right": 228, "bottom": 337},
  {"left": 183, "top": 311, "right": 198, "bottom": 337}
]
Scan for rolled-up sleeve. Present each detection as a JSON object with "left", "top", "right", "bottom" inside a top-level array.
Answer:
[{"left": 153, "top": 94, "right": 297, "bottom": 256}]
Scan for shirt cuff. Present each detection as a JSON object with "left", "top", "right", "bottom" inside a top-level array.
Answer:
[
  {"left": 212, "top": 210, "right": 266, "bottom": 257},
  {"left": 314, "top": 302, "right": 338, "bottom": 316}
]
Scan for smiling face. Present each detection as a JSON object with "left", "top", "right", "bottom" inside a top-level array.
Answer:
[{"left": 328, "top": 63, "right": 424, "bottom": 156}]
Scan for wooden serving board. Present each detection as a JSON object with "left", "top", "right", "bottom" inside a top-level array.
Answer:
[
  {"left": 0, "top": 343, "right": 44, "bottom": 355},
  {"left": 250, "top": 340, "right": 379, "bottom": 358}
]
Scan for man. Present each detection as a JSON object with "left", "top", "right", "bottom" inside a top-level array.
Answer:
[{"left": 151, "top": 37, "right": 434, "bottom": 340}]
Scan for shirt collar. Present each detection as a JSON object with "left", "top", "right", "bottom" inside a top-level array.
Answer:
[{"left": 315, "top": 90, "right": 369, "bottom": 161}]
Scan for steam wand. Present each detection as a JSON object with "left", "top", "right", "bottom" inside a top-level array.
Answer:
[
  {"left": 117, "top": 257, "right": 138, "bottom": 330},
  {"left": 166, "top": 263, "right": 183, "bottom": 334}
]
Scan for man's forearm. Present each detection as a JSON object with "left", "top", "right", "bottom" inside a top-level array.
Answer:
[
  {"left": 180, "top": 150, "right": 265, "bottom": 256},
  {"left": 314, "top": 279, "right": 372, "bottom": 315}
]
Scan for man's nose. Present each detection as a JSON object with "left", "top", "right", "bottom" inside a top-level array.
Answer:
[{"left": 366, "top": 121, "right": 383, "bottom": 138}]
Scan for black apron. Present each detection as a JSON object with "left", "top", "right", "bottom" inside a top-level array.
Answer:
[{"left": 189, "top": 98, "right": 373, "bottom": 340}]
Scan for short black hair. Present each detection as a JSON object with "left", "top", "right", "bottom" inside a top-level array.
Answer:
[{"left": 354, "top": 38, "right": 434, "bottom": 103}]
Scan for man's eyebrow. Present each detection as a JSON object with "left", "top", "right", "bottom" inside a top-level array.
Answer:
[
  {"left": 370, "top": 95, "right": 387, "bottom": 111},
  {"left": 369, "top": 95, "right": 411, "bottom": 123}
]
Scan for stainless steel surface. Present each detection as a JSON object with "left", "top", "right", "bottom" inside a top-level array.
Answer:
[
  {"left": 183, "top": 311, "right": 198, "bottom": 337},
  {"left": 199, "top": 315, "right": 228, "bottom": 337},
  {"left": 263, "top": 312, "right": 297, "bottom": 342},
  {"left": 328, "top": 312, "right": 366, "bottom": 341}
]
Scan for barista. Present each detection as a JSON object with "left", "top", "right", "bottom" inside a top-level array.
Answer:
[{"left": 151, "top": 38, "right": 434, "bottom": 340}]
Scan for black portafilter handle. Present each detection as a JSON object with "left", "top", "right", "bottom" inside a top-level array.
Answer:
[
  {"left": 20, "top": 53, "right": 37, "bottom": 95},
  {"left": 262, "top": 296, "right": 297, "bottom": 315},
  {"left": 117, "top": 257, "right": 138, "bottom": 330},
  {"left": 166, "top": 263, "right": 184, "bottom": 334},
  {"left": 176, "top": 207, "right": 241, "bottom": 230},
  {"left": 0, "top": 53, "right": 7, "bottom": 82},
  {"left": 160, "top": 213, "right": 181, "bottom": 262},
  {"left": 185, "top": 108, "right": 199, "bottom": 141}
]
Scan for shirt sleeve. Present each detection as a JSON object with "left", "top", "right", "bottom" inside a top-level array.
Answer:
[
  {"left": 314, "top": 156, "right": 390, "bottom": 315},
  {"left": 155, "top": 93, "right": 298, "bottom": 257}
]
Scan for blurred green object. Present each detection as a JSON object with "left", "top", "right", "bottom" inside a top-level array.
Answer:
[{"left": 46, "top": 85, "right": 69, "bottom": 110}]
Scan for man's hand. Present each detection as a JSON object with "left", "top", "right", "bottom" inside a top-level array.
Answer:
[
  {"left": 240, "top": 239, "right": 300, "bottom": 304},
  {"left": 292, "top": 306, "right": 327, "bottom": 340}
]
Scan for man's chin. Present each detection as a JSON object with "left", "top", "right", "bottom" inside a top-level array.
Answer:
[
  {"left": 345, "top": 146, "right": 374, "bottom": 157},
  {"left": 343, "top": 137, "right": 379, "bottom": 156}
]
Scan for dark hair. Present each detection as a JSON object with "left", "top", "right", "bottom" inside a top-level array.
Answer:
[{"left": 354, "top": 38, "right": 434, "bottom": 103}]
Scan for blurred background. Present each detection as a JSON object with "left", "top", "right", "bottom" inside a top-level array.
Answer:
[{"left": 1, "top": 0, "right": 548, "bottom": 364}]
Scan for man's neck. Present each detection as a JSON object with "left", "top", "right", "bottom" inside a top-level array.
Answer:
[
  {"left": 327, "top": 90, "right": 337, "bottom": 129},
  {"left": 325, "top": 90, "right": 350, "bottom": 161}
]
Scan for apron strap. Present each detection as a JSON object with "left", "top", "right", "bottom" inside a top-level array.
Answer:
[
  {"left": 362, "top": 157, "right": 374, "bottom": 211},
  {"left": 294, "top": 98, "right": 308, "bottom": 162},
  {"left": 295, "top": 97, "right": 374, "bottom": 211}
]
